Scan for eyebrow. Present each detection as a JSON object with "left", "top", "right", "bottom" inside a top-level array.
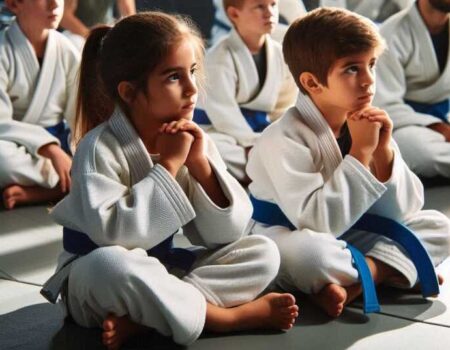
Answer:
[
  {"left": 160, "top": 63, "right": 197, "bottom": 75},
  {"left": 340, "top": 58, "right": 376, "bottom": 67}
]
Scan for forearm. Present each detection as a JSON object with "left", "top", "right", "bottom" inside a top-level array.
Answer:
[
  {"left": 60, "top": 12, "right": 90, "bottom": 37},
  {"left": 117, "top": 0, "right": 136, "bottom": 16},
  {"left": 372, "top": 147, "right": 394, "bottom": 183},
  {"left": 189, "top": 159, "right": 229, "bottom": 208}
]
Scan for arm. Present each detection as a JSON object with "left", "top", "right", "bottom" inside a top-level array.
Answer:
[
  {"left": 116, "top": 0, "right": 136, "bottom": 16},
  {"left": 247, "top": 119, "right": 386, "bottom": 236},
  {"left": 0, "top": 42, "right": 60, "bottom": 155},
  {"left": 59, "top": 0, "right": 90, "bottom": 38},
  {"left": 51, "top": 135, "right": 196, "bottom": 249},
  {"left": 183, "top": 136, "right": 253, "bottom": 248}
]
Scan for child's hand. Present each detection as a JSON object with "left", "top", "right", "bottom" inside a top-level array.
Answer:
[
  {"left": 157, "top": 123, "right": 194, "bottom": 177},
  {"left": 38, "top": 143, "right": 72, "bottom": 193},
  {"left": 161, "top": 119, "right": 210, "bottom": 178},
  {"left": 347, "top": 111, "right": 381, "bottom": 167},
  {"left": 358, "top": 107, "right": 393, "bottom": 158}
]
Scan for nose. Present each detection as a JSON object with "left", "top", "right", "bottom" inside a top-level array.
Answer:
[
  {"left": 48, "top": 0, "right": 59, "bottom": 10},
  {"left": 184, "top": 74, "right": 198, "bottom": 98},
  {"left": 361, "top": 67, "right": 375, "bottom": 88}
]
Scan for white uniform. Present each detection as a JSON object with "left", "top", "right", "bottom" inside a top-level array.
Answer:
[
  {"left": 0, "top": 21, "right": 79, "bottom": 188},
  {"left": 197, "top": 29, "right": 296, "bottom": 181},
  {"left": 373, "top": 3, "right": 450, "bottom": 178},
  {"left": 210, "top": 0, "right": 306, "bottom": 45},
  {"left": 49, "top": 107, "right": 280, "bottom": 345},
  {"left": 247, "top": 93, "right": 450, "bottom": 294}
]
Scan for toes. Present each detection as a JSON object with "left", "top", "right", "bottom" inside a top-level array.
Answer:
[{"left": 275, "top": 293, "right": 296, "bottom": 307}]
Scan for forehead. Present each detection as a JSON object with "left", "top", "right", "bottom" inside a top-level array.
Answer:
[
  {"left": 332, "top": 48, "right": 379, "bottom": 67},
  {"left": 242, "top": 0, "right": 277, "bottom": 7},
  {"left": 155, "top": 40, "right": 197, "bottom": 71}
]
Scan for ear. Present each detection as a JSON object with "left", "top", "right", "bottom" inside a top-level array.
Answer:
[
  {"left": 299, "top": 72, "right": 323, "bottom": 95},
  {"left": 117, "top": 81, "right": 137, "bottom": 105},
  {"left": 5, "top": 0, "right": 19, "bottom": 14},
  {"left": 226, "top": 6, "right": 240, "bottom": 24}
]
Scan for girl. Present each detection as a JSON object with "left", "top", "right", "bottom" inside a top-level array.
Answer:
[{"left": 43, "top": 12, "right": 298, "bottom": 350}]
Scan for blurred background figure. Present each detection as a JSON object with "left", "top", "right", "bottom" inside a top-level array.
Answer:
[{"left": 59, "top": 0, "right": 136, "bottom": 50}]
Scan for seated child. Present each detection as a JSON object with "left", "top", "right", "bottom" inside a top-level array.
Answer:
[
  {"left": 195, "top": 0, "right": 297, "bottom": 184},
  {"left": 247, "top": 7, "right": 450, "bottom": 317},
  {"left": 42, "top": 12, "right": 298, "bottom": 350},
  {"left": 0, "top": 0, "right": 79, "bottom": 209}
]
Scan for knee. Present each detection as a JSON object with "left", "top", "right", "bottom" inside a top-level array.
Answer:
[
  {"left": 240, "top": 235, "right": 281, "bottom": 281},
  {"left": 280, "top": 234, "right": 353, "bottom": 293},
  {"left": 71, "top": 246, "right": 135, "bottom": 288}
]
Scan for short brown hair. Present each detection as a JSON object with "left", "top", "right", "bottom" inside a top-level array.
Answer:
[
  {"left": 283, "top": 7, "right": 385, "bottom": 94},
  {"left": 223, "top": 0, "right": 245, "bottom": 12}
]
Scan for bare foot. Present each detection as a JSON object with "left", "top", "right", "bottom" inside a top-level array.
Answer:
[
  {"left": 2, "top": 184, "right": 64, "bottom": 210},
  {"left": 310, "top": 283, "right": 362, "bottom": 318},
  {"left": 102, "top": 314, "right": 149, "bottom": 350},
  {"left": 205, "top": 293, "right": 299, "bottom": 333}
]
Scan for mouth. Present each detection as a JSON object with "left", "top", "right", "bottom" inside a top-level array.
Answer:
[
  {"left": 358, "top": 94, "right": 373, "bottom": 101},
  {"left": 182, "top": 102, "right": 195, "bottom": 111}
]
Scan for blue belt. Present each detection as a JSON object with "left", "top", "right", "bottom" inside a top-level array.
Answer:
[
  {"left": 250, "top": 195, "right": 439, "bottom": 313},
  {"left": 45, "top": 121, "right": 71, "bottom": 155},
  {"left": 194, "top": 108, "right": 270, "bottom": 132},
  {"left": 405, "top": 99, "right": 449, "bottom": 124},
  {"left": 63, "top": 227, "right": 197, "bottom": 271}
]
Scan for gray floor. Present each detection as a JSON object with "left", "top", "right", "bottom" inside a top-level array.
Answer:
[{"left": 1, "top": 184, "right": 450, "bottom": 349}]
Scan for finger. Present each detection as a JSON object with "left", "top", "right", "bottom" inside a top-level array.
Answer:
[
  {"left": 66, "top": 172, "right": 72, "bottom": 191},
  {"left": 59, "top": 171, "right": 67, "bottom": 193},
  {"left": 159, "top": 123, "right": 168, "bottom": 133}
]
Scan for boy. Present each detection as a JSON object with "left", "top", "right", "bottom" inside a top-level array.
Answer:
[
  {"left": 0, "top": 0, "right": 79, "bottom": 209},
  {"left": 247, "top": 8, "right": 450, "bottom": 317},
  {"left": 373, "top": 0, "right": 450, "bottom": 179},
  {"left": 195, "top": 0, "right": 297, "bottom": 184}
]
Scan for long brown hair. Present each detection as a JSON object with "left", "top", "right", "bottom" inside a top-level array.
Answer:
[{"left": 74, "top": 12, "right": 204, "bottom": 144}]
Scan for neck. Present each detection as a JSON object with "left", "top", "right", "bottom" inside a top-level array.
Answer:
[
  {"left": 310, "top": 95, "right": 347, "bottom": 137},
  {"left": 128, "top": 110, "right": 160, "bottom": 153},
  {"left": 236, "top": 29, "right": 266, "bottom": 54},
  {"left": 418, "top": 0, "right": 449, "bottom": 34},
  {"left": 17, "top": 19, "right": 49, "bottom": 58}
]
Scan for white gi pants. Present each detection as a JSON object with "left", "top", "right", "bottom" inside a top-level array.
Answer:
[
  {"left": 0, "top": 140, "right": 59, "bottom": 189},
  {"left": 253, "top": 210, "right": 450, "bottom": 294},
  {"left": 66, "top": 235, "right": 280, "bottom": 345},
  {"left": 394, "top": 126, "right": 450, "bottom": 178}
]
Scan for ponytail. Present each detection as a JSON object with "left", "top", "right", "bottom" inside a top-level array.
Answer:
[{"left": 74, "top": 26, "right": 114, "bottom": 145}]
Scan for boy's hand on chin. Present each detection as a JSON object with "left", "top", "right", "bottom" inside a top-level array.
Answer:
[
  {"left": 347, "top": 114, "right": 380, "bottom": 168},
  {"left": 356, "top": 107, "right": 394, "bottom": 160}
]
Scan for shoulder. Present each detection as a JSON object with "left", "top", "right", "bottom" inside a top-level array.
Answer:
[
  {"left": 53, "top": 31, "right": 81, "bottom": 67},
  {"left": 72, "top": 123, "right": 124, "bottom": 174}
]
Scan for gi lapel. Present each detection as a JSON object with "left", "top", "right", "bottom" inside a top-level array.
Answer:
[
  {"left": 12, "top": 25, "right": 58, "bottom": 125},
  {"left": 108, "top": 107, "right": 153, "bottom": 185},
  {"left": 295, "top": 94, "right": 343, "bottom": 179}
]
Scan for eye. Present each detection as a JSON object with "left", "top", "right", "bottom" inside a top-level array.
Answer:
[
  {"left": 190, "top": 67, "right": 198, "bottom": 76},
  {"left": 271, "top": 2, "right": 277, "bottom": 7},
  {"left": 369, "top": 61, "right": 376, "bottom": 70},
  {"left": 168, "top": 73, "right": 180, "bottom": 82},
  {"left": 345, "top": 65, "right": 358, "bottom": 74}
]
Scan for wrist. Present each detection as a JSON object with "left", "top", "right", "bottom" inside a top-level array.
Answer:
[
  {"left": 38, "top": 142, "right": 59, "bottom": 158},
  {"left": 349, "top": 148, "right": 372, "bottom": 168},
  {"left": 373, "top": 146, "right": 394, "bottom": 162},
  {"left": 159, "top": 161, "right": 178, "bottom": 178}
]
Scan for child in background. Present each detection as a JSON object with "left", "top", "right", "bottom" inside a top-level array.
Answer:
[
  {"left": 0, "top": 0, "right": 79, "bottom": 209},
  {"left": 247, "top": 8, "right": 450, "bottom": 317},
  {"left": 195, "top": 0, "right": 297, "bottom": 184},
  {"left": 43, "top": 12, "right": 298, "bottom": 350}
]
